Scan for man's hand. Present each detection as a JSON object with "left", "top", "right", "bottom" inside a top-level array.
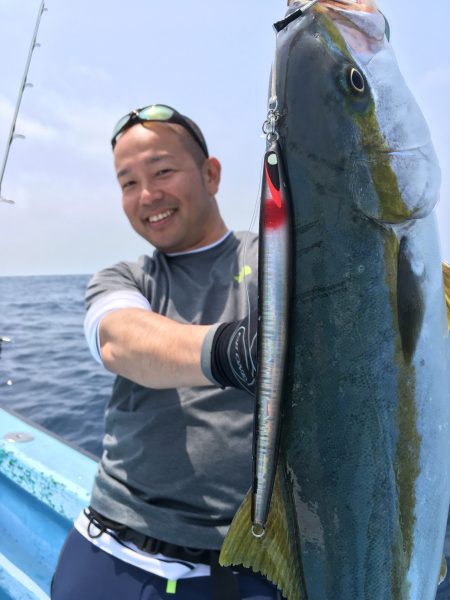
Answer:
[{"left": 203, "top": 312, "right": 258, "bottom": 395}]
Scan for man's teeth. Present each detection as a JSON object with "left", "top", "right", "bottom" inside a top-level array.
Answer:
[{"left": 148, "top": 210, "right": 174, "bottom": 223}]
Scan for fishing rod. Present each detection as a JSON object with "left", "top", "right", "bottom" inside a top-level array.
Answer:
[{"left": 0, "top": 1, "right": 47, "bottom": 205}]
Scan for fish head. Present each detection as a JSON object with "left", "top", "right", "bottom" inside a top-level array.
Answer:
[{"left": 276, "top": 1, "right": 441, "bottom": 223}]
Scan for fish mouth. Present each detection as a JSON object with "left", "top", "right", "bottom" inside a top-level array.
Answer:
[
  {"left": 288, "top": 0, "right": 378, "bottom": 12},
  {"left": 320, "top": 0, "right": 378, "bottom": 10},
  {"left": 329, "top": 0, "right": 378, "bottom": 10}
]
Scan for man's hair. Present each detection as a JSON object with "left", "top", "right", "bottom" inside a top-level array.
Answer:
[
  {"left": 114, "top": 120, "right": 209, "bottom": 169},
  {"left": 166, "top": 123, "right": 208, "bottom": 168}
]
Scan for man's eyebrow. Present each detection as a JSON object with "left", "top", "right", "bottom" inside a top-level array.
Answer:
[
  {"left": 117, "top": 154, "right": 176, "bottom": 180},
  {"left": 117, "top": 167, "right": 130, "bottom": 179}
]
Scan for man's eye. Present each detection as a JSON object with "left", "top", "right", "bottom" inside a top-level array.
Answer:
[
  {"left": 156, "top": 168, "right": 173, "bottom": 177},
  {"left": 122, "top": 180, "right": 136, "bottom": 190}
]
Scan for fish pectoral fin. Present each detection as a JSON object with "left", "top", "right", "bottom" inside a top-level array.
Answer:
[
  {"left": 443, "top": 262, "right": 450, "bottom": 329},
  {"left": 220, "top": 465, "right": 306, "bottom": 600},
  {"left": 397, "top": 238, "right": 425, "bottom": 362}
]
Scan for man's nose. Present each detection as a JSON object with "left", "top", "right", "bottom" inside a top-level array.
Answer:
[{"left": 139, "top": 185, "right": 163, "bottom": 205}]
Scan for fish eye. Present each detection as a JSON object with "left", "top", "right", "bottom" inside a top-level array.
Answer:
[{"left": 348, "top": 67, "right": 365, "bottom": 94}]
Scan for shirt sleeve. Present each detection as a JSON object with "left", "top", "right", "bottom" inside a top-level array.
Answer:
[
  {"left": 84, "top": 290, "right": 152, "bottom": 364},
  {"left": 84, "top": 260, "right": 154, "bottom": 364}
]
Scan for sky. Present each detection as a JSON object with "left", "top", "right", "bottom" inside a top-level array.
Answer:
[{"left": 0, "top": 0, "right": 448, "bottom": 276}]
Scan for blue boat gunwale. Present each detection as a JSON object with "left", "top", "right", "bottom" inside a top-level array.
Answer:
[
  {"left": 0, "top": 405, "right": 98, "bottom": 521},
  {"left": 0, "top": 405, "right": 98, "bottom": 599},
  {"left": 0, "top": 405, "right": 98, "bottom": 461}
]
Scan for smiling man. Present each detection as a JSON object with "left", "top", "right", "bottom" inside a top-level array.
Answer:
[
  {"left": 116, "top": 120, "right": 226, "bottom": 255},
  {"left": 50, "top": 105, "right": 277, "bottom": 600}
]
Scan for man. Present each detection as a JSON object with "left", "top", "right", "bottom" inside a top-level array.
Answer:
[{"left": 51, "top": 105, "right": 278, "bottom": 599}]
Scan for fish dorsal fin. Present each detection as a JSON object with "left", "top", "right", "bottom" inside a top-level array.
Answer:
[
  {"left": 220, "top": 466, "right": 306, "bottom": 600},
  {"left": 443, "top": 262, "right": 450, "bottom": 329}
]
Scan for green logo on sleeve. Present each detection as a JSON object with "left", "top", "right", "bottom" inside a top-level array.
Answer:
[{"left": 234, "top": 265, "right": 253, "bottom": 283}]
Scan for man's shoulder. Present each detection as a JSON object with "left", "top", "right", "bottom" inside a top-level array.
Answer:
[
  {"left": 90, "top": 254, "right": 156, "bottom": 282},
  {"left": 85, "top": 254, "right": 157, "bottom": 307}
]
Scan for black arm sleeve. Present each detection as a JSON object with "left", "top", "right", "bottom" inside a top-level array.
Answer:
[{"left": 208, "top": 312, "right": 258, "bottom": 395}]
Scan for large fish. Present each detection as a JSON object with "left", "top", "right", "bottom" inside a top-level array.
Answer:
[{"left": 221, "top": 1, "right": 450, "bottom": 599}]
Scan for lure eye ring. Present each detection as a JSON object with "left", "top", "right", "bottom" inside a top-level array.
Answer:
[
  {"left": 348, "top": 67, "right": 365, "bottom": 94},
  {"left": 251, "top": 524, "right": 266, "bottom": 538}
]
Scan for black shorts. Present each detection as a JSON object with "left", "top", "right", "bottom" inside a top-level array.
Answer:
[{"left": 51, "top": 528, "right": 281, "bottom": 600}]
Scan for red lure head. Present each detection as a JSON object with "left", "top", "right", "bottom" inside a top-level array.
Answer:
[{"left": 263, "top": 150, "right": 288, "bottom": 230}]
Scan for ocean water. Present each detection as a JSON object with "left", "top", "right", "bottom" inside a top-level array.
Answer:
[{"left": 0, "top": 274, "right": 113, "bottom": 457}]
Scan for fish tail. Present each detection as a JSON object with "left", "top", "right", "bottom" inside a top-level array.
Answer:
[{"left": 220, "top": 464, "right": 306, "bottom": 600}]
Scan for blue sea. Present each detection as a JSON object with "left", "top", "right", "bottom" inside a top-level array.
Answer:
[{"left": 0, "top": 274, "right": 114, "bottom": 457}]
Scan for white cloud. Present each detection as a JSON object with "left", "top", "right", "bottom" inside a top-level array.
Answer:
[
  {"left": 0, "top": 94, "right": 63, "bottom": 145},
  {"left": 70, "top": 63, "right": 111, "bottom": 85},
  {"left": 0, "top": 88, "right": 119, "bottom": 168},
  {"left": 30, "top": 89, "right": 120, "bottom": 161},
  {"left": 15, "top": 113, "right": 59, "bottom": 143}
]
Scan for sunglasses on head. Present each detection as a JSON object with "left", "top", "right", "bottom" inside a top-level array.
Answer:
[{"left": 111, "top": 104, "right": 209, "bottom": 157}]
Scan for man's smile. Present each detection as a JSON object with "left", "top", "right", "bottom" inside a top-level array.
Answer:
[{"left": 146, "top": 209, "right": 177, "bottom": 225}]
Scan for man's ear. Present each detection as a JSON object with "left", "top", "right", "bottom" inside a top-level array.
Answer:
[{"left": 202, "top": 157, "right": 221, "bottom": 195}]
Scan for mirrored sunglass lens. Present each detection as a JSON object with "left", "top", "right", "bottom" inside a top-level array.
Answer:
[
  {"left": 138, "top": 105, "right": 174, "bottom": 121},
  {"left": 112, "top": 114, "right": 132, "bottom": 138}
]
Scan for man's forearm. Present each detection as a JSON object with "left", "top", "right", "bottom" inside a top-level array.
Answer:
[{"left": 99, "top": 308, "right": 212, "bottom": 388}]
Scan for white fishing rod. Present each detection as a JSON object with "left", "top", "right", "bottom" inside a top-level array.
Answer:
[{"left": 0, "top": 0, "right": 47, "bottom": 205}]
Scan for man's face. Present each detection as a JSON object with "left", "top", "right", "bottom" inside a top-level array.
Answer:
[{"left": 114, "top": 123, "right": 223, "bottom": 253}]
